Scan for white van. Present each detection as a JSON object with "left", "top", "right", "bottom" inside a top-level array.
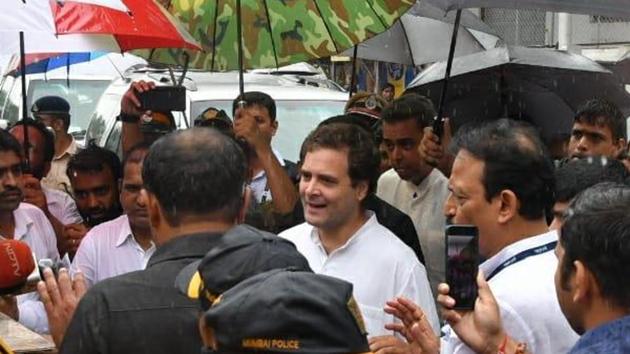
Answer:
[
  {"left": 86, "top": 69, "right": 348, "bottom": 162},
  {"left": 0, "top": 53, "right": 147, "bottom": 144}
]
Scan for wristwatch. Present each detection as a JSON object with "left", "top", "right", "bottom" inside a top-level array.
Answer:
[{"left": 117, "top": 112, "right": 140, "bottom": 123}]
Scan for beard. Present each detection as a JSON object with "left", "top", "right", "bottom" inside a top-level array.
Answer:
[{"left": 80, "top": 203, "right": 123, "bottom": 227}]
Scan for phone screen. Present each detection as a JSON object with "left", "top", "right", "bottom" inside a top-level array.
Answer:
[{"left": 445, "top": 226, "right": 479, "bottom": 310}]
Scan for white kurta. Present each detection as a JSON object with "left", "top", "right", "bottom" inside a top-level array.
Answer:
[
  {"left": 377, "top": 168, "right": 449, "bottom": 293},
  {"left": 280, "top": 213, "right": 439, "bottom": 337}
]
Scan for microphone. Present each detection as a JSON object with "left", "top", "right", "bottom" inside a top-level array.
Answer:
[{"left": 0, "top": 239, "right": 61, "bottom": 296}]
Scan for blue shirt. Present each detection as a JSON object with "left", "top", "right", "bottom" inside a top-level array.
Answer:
[{"left": 569, "top": 315, "right": 630, "bottom": 354}]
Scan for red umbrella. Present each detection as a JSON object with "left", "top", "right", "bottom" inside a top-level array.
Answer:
[
  {"left": 51, "top": 0, "right": 200, "bottom": 52},
  {"left": 0, "top": 0, "right": 200, "bottom": 168}
]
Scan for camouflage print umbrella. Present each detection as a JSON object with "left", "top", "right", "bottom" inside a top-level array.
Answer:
[{"left": 140, "top": 0, "right": 414, "bottom": 71}]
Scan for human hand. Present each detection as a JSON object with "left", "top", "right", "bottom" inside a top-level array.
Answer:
[
  {"left": 437, "top": 270, "right": 504, "bottom": 354},
  {"left": 369, "top": 335, "right": 413, "bottom": 354},
  {"left": 21, "top": 174, "right": 48, "bottom": 214},
  {"left": 233, "top": 107, "right": 271, "bottom": 155},
  {"left": 37, "top": 268, "right": 87, "bottom": 348},
  {"left": 121, "top": 80, "right": 155, "bottom": 117},
  {"left": 419, "top": 118, "right": 452, "bottom": 167},
  {"left": 0, "top": 295, "right": 18, "bottom": 321},
  {"left": 63, "top": 223, "right": 89, "bottom": 255},
  {"left": 384, "top": 297, "right": 440, "bottom": 354}
]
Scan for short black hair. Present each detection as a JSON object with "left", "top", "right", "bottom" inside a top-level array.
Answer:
[
  {"left": 11, "top": 118, "right": 55, "bottom": 163},
  {"left": 450, "top": 119, "right": 555, "bottom": 220},
  {"left": 381, "top": 93, "right": 435, "bottom": 129},
  {"left": 67, "top": 142, "right": 122, "bottom": 182},
  {"left": 381, "top": 83, "right": 394, "bottom": 92},
  {"left": 142, "top": 128, "right": 248, "bottom": 226},
  {"left": 560, "top": 182, "right": 630, "bottom": 309},
  {"left": 300, "top": 121, "right": 380, "bottom": 199},
  {"left": 0, "top": 129, "right": 23, "bottom": 158},
  {"left": 555, "top": 156, "right": 628, "bottom": 203},
  {"left": 232, "top": 91, "right": 276, "bottom": 121},
  {"left": 574, "top": 98, "right": 626, "bottom": 140},
  {"left": 122, "top": 142, "right": 152, "bottom": 171}
]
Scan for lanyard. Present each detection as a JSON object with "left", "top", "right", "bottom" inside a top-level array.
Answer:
[{"left": 486, "top": 241, "right": 557, "bottom": 281}]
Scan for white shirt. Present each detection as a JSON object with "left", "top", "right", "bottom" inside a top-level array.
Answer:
[
  {"left": 441, "top": 230, "right": 579, "bottom": 354},
  {"left": 249, "top": 148, "right": 285, "bottom": 203},
  {"left": 71, "top": 215, "right": 155, "bottom": 288},
  {"left": 280, "top": 213, "right": 439, "bottom": 337},
  {"left": 43, "top": 186, "right": 82, "bottom": 225},
  {"left": 1, "top": 203, "right": 60, "bottom": 334},
  {"left": 377, "top": 168, "right": 449, "bottom": 293}
]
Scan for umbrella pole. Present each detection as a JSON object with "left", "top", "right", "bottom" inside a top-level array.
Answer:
[
  {"left": 19, "top": 31, "right": 30, "bottom": 170},
  {"left": 433, "top": 9, "right": 462, "bottom": 139},
  {"left": 236, "top": 0, "right": 245, "bottom": 100},
  {"left": 349, "top": 45, "right": 358, "bottom": 98}
]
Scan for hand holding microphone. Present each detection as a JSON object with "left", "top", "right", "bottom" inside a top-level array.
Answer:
[{"left": 0, "top": 239, "right": 62, "bottom": 296}]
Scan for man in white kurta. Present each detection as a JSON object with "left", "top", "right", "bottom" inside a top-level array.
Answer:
[
  {"left": 378, "top": 94, "right": 450, "bottom": 294},
  {"left": 281, "top": 211, "right": 439, "bottom": 336},
  {"left": 279, "top": 122, "right": 438, "bottom": 344}
]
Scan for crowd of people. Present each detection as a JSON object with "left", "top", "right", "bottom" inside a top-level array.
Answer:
[{"left": 1, "top": 79, "right": 629, "bottom": 354}]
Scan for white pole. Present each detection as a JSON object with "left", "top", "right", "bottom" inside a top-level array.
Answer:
[{"left": 558, "top": 13, "right": 572, "bottom": 51}]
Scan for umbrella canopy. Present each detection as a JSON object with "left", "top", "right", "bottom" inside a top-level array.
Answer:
[
  {"left": 0, "top": 0, "right": 200, "bottom": 54},
  {"left": 5, "top": 52, "right": 107, "bottom": 75},
  {"left": 407, "top": 46, "right": 630, "bottom": 140},
  {"left": 141, "top": 0, "right": 415, "bottom": 71},
  {"left": 426, "top": 0, "right": 630, "bottom": 19},
  {"left": 340, "top": 2, "right": 500, "bottom": 66}
]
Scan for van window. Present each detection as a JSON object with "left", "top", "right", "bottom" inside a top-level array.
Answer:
[
  {"left": 28, "top": 79, "right": 110, "bottom": 141},
  {"left": 191, "top": 100, "right": 346, "bottom": 162},
  {"left": 86, "top": 94, "right": 122, "bottom": 145},
  {"left": 104, "top": 121, "right": 122, "bottom": 158},
  {"left": 0, "top": 76, "right": 18, "bottom": 124}
]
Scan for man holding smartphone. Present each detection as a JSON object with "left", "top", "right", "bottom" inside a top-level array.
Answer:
[
  {"left": 440, "top": 119, "right": 578, "bottom": 353},
  {"left": 232, "top": 92, "right": 300, "bottom": 232}
]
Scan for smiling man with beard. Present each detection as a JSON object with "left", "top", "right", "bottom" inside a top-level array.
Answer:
[
  {"left": 0, "top": 129, "right": 59, "bottom": 334},
  {"left": 71, "top": 143, "right": 154, "bottom": 288}
]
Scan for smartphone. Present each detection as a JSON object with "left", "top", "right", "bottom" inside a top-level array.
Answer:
[
  {"left": 445, "top": 225, "right": 479, "bottom": 310},
  {"left": 138, "top": 86, "right": 186, "bottom": 112}
]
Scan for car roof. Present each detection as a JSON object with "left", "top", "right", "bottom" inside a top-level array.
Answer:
[{"left": 107, "top": 70, "right": 348, "bottom": 102}]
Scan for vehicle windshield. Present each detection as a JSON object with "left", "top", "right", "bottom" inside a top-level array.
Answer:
[
  {"left": 28, "top": 79, "right": 111, "bottom": 143},
  {"left": 191, "top": 99, "right": 347, "bottom": 162}
]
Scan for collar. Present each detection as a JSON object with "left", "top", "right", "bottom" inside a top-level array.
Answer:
[
  {"left": 404, "top": 168, "right": 437, "bottom": 197},
  {"left": 54, "top": 137, "right": 78, "bottom": 161},
  {"left": 572, "top": 315, "right": 630, "bottom": 352},
  {"left": 147, "top": 232, "right": 224, "bottom": 268},
  {"left": 310, "top": 211, "right": 376, "bottom": 254},
  {"left": 480, "top": 229, "right": 558, "bottom": 277},
  {"left": 12, "top": 204, "right": 35, "bottom": 241},
  {"left": 114, "top": 215, "right": 134, "bottom": 248},
  {"left": 251, "top": 148, "right": 285, "bottom": 181}
]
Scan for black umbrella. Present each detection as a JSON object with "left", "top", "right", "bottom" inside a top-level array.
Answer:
[
  {"left": 407, "top": 46, "right": 630, "bottom": 140},
  {"left": 427, "top": 0, "right": 630, "bottom": 19}
]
